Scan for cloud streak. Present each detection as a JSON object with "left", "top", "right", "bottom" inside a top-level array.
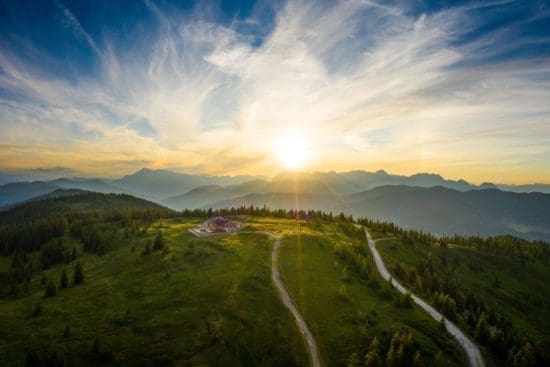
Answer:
[
  {"left": 53, "top": 0, "right": 102, "bottom": 57},
  {"left": 0, "top": 0, "right": 549, "bottom": 183}
]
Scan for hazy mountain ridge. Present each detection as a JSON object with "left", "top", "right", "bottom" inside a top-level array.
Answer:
[
  {"left": 112, "top": 168, "right": 264, "bottom": 201},
  {"left": 202, "top": 186, "right": 550, "bottom": 242},
  {"left": 0, "top": 181, "right": 59, "bottom": 208},
  {"left": 51, "top": 178, "right": 124, "bottom": 194},
  {"left": 2, "top": 168, "right": 550, "bottom": 241},
  {"left": 2, "top": 167, "right": 550, "bottom": 207}
]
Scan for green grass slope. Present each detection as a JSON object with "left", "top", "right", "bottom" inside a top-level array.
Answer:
[
  {"left": 0, "top": 219, "right": 308, "bottom": 366},
  {"left": 369, "top": 228, "right": 550, "bottom": 366},
  {"left": 277, "top": 223, "right": 464, "bottom": 366}
]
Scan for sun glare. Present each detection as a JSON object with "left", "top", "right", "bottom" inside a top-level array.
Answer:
[{"left": 274, "top": 134, "right": 311, "bottom": 169}]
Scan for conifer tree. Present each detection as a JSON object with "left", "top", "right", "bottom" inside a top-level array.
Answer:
[
  {"left": 365, "top": 337, "right": 382, "bottom": 367},
  {"left": 33, "top": 302, "right": 42, "bottom": 317},
  {"left": 60, "top": 268, "right": 68, "bottom": 288},
  {"left": 92, "top": 337, "right": 101, "bottom": 356},
  {"left": 45, "top": 279, "right": 57, "bottom": 297},
  {"left": 73, "top": 262, "right": 84, "bottom": 285},
  {"left": 63, "top": 324, "right": 71, "bottom": 338},
  {"left": 346, "top": 352, "right": 359, "bottom": 367},
  {"left": 153, "top": 231, "right": 165, "bottom": 251}
]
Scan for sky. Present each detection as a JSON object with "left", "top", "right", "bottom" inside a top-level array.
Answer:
[{"left": 0, "top": 0, "right": 549, "bottom": 184}]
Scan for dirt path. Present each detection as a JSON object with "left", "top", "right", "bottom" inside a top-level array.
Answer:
[
  {"left": 272, "top": 237, "right": 322, "bottom": 367},
  {"left": 363, "top": 229, "right": 485, "bottom": 367}
]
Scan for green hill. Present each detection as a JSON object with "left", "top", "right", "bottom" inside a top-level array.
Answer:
[
  {"left": 0, "top": 191, "right": 172, "bottom": 224},
  {"left": 0, "top": 197, "right": 464, "bottom": 366},
  {"left": 0, "top": 194, "right": 548, "bottom": 366},
  {"left": 362, "top": 219, "right": 550, "bottom": 366}
]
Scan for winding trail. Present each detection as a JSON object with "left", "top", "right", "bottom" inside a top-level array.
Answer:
[
  {"left": 363, "top": 228, "right": 484, "bottom": 367},
  {"left": 272, "top": 237, "right": 322, "bottom": 367}
]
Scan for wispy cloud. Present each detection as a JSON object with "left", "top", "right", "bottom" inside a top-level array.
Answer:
[
  {"left": 52, "top": 0, "right": 101, "bottom": 57},
  {"left": 0, "top": 0, "right": 548, "bottom": 183}
]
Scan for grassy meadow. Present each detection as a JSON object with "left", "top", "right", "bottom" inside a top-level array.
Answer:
[{"left": 0, "top": 217, "right": 309, "bottom": 366}]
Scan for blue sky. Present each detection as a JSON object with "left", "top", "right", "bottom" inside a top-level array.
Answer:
[{"left": 0, "top": 0, "right": 549, "bottom": 183}]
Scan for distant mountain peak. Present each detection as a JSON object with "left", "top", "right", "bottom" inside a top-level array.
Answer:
[
  {"left": 479, "top": 182, "right": 499, "bottom": 190},
  {"left": 410, "top": 172, "right": 444, "bottom": 179}
]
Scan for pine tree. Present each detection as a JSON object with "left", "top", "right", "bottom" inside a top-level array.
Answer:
[
  {"left": 346, "top": 352, "right": 359, "bottom": 367},
  {"left": 63, "top": 324, "right": 71, "bottom": 338},
  {"left": 475, "top": 313, "right": 490, "bottom": 344},
  {"left": 141, "top": 240, "right": 152, "bottom": 256},
  {"left": 338, "top": 284, "right": 348, "bottom": 300},
  {"left": 24, "top": 348, "right": 40, "bottom": 367},
  {"left": 60, "top": 268, "right": 68, "bottom": 288},
  {"left": 91, "top": 337, "right": 101, "bottom": 355},
  {"left": 73, "top": 262, "right": 84, "bottom": 285},
  {"left": 33, "top": 302, "right": 42, "bottom": 317},
  {"left": 365, "top": 350, "right": 382, "bottom": 367},
  {"left": 386, "top": 344, "right": 396, "bottom": 367},
  {"left": 153, "top": 231, "right": 165, "bottom": 251},
  {"left": 365, "top": 337, "right": 382, "bottom": 367},
  {"left": 439, "top": 317, "right": 447, "bottom": 332},
  {"left": 434, "top": 351, "right": 446, "bottom": 367},
  {"left": 45, "top": 279, "right": 57, "bottom": 297},
  {"left": 412, "top": 350, "right": 421, "bottom": 367}
]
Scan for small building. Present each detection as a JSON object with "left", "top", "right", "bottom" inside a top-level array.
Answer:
[{"left": 196, "top": 216, "right": 243, "bottom": 234}]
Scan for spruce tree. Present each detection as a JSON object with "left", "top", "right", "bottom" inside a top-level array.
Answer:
[
  {"left": 153, "top": 231, "right": 164, "bottom": 251},
  {"left": 141, "top": 240, "right": 152, "bottom": 256},
  {"left": 91, "top": 337, "right": 101, "bottom": 355},
  {"left": 63, "top": 324, "right": 71, "bottom": 338},
  {"left": 45, "top": 279, "right": 57, "bottom": 297},
  {"left": 365, "top": 350, "right": 382, "bottom": 367},
  {"left": 74, "top": 262, "right": 84, "bottom": 285},
  {"left": 365, "top": 337, "right": 382, "bottom": 367},
  {"left": 60, "top": 268, "right": 68, "bottom": 288},
  {"left": 439, "top": 317, "right": 447, "bottom": 332},
  {"left": 346, "top": 352, "right": 359, "bottom": 367},
  {"left": 33, "top": 302, "right": 42, "bottom": 317}
]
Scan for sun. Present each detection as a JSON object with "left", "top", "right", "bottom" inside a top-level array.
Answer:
[{"left": 274, "top": 134, "right": 311, "bottom": 169}]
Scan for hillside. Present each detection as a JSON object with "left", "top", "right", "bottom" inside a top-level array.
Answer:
[
  {"left": 362, "top": 218, "right": 550, "bottom": 366},
  {"left": 0, "top": 193, "right": 548, "bottom": 366},
  {"left": 0, "top": 191, "right": 171, "bottom": 224},
  {"left": 0, "top": 208, "right": 466, "bottom": 366}
]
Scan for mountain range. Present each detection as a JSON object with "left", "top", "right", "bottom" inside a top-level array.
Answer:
[{"left": 1, "top": 168, "right": 549, "bottom": 241}]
